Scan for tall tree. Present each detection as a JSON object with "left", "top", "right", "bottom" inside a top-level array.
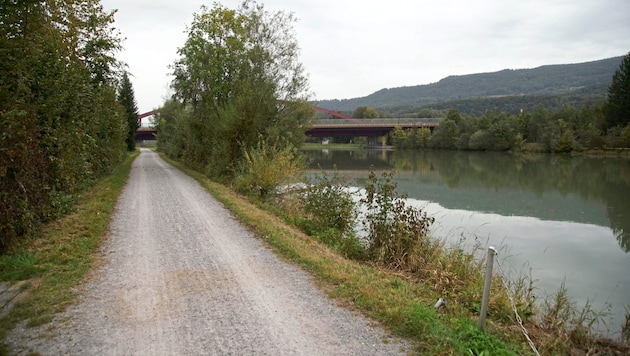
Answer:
[
  {"left": 0, "top": 0, "right": 125, "bottom": 250},
  {"left": 604, "top": 52, "right": 630, "bottom": 132},
  {"left": 118, "top": 72, "right": 139, "bottom": 150},
  {"left": 166, "top": 0, "right": 314, "bottom": 178}
]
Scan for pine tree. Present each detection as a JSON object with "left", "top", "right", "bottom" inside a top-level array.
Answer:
[
  {"left": 604, "top": 52, "right": 630, "bottom": 132},
  {"left": 118, "top": 72, "right": 140, "bottom": 150}
]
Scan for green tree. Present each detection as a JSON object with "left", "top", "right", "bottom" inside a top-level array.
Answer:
[
  {"left": 166, "top": 1, "right": 314, "bottom": 180},
  {"left": 353, "top": 106, "right": 379, "bottom": 118},
  {"left": 0, "top": 0, "right": 125, "bottom": 250},
  {"left": 118, "top": 72, "right": 139, "bottom": 150},
  {"left": 446, "top": 108, "right": 462, "bottom": 123},
  {"left": 604, "top": 52, "right": 630, "bottom": 132},
  {"left": 430, "top": 119, "right": 459, "bottom": 149},
  {"left": 415, "top": 127, "right": 432, "bottom": 148}
]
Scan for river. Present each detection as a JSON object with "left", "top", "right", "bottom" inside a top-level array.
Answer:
[{"left": 303, "top": 147, "right": 630, "bottom": 338}]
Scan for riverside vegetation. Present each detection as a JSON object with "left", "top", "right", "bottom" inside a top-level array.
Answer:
[
  {"left": 351, "top": 52, "right": 630, "bottom": 154},
  {"left": 225, "top": 154, "right": 630, "bottom": 354}
]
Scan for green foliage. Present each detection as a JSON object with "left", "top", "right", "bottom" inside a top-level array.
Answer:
[
  {"left": 0, "top": 249, "right": 39, "bottom": 281},
  {"left": 391, "top": 126, "right": 432, "bottom": 149},
  {"left": 430, "top": 119, "right": 459, "bottom": 149},
  {"left": 0, "top": 0, "right": 126, "bottom": 250},
  {"left": 604, "top": 52, "right": 630, "bottom": 132},
  {"left": 383, "top": 54, "right": 628, "bottom": 152},
  {"left": 360, "top": 171, "right": 435, "bottom": 269},
  {"left": 155, "top": 99, "right": 189, "bottom": 158},
  {"left": 352, "top": 106, "right": 379, "bottom": 118},
  {"left": 415, "top": 127, "right": 432, "bottom": 148},
  {"left": 455, "top": 320, "right": 516, "bottom": 355},
  {"left": 237, "top": 140, "right": 304, "bottom": 198},
  {"left": 302, "top": 171, "right": 357, "bottom": 235},
  {"left": 391, "top": 126, "right": 411, "bottom": 148},
  {"left": 272, "top": 170, "right": 364, "bottom": 260},
  {"left": 117, "top": 72, "right": 139, "bottom": 151},
  {"left": 390, "top": 103, "right": 618, "bottom": 152},
  {"left": 160, "top": 0, "right": 314, "bottom": 182}
]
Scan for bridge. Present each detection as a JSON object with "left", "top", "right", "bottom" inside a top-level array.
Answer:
[
  {"left": 134, "top": 108, "right": 441, "bottom": 141},
  {"left": 306, "top": 118, "right": 440, "bottom": 137}
]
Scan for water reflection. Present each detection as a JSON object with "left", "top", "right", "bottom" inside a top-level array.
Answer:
[
  {"left": 304, "top": 149, "right": 630, "bottom": 253},
  {"left": 305, "top": 148, "right": 630, "bottom": 337}
]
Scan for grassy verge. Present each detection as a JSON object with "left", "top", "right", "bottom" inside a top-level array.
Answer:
[
  {"left": 0, "top": 151, "right": 138, "bottom": 346},
  {"left": 159, "top": 154, "right": 524, "bottom": 355}
]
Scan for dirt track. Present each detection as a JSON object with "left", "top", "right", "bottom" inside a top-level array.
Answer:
[{"left": 7, "top": 149, "right": 409, "bottom": 355}]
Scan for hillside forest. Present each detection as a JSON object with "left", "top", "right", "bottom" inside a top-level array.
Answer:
[{"left": 365, "top": 53, "right": 630, "bottom": 152}]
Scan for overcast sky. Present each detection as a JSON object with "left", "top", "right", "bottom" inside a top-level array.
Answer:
[{"left": 101, "top": 0, "right": 630, "bottom": 114}]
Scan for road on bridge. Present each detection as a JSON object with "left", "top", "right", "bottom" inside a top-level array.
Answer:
[{"left": 8, "top": 149, "right": 409, "bottom": 355}]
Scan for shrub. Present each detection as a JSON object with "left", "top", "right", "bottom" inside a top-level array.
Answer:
[
  {"left": 303, "top": 171, "right": 356, "bottom": 235},
  {"left": 360, "top": 171, "right": 434, "bottom": 269},
  {"left": 237, "top": 140, "right": 304, "bottom": 199},
  {"left": 299, "top": 171, "right": 363, "bottom": 259}
]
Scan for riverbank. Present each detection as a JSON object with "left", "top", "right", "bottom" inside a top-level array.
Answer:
[{"left": 306, "top": 142, "right": 630, "bottom": 156}]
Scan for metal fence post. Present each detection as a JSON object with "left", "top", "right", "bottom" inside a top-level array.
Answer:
[{"left": 478, "top": 246, "right": 496, "bottom": 331}]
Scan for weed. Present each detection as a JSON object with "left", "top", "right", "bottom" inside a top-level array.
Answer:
[
  {"left": 0, "top": 249, "right": 39, "bottom": 281},
  {"left": 360, "top": 170, "right": 434, "bottom": 269},
  {"left": 622, "top": 306, "right": 630, "bottom": 344},
  {"left": 537, "top": 279, "right": 617, "bottom": 353}
]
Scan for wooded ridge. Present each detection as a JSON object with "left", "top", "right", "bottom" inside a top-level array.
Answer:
[{"left": 317, "top": 56, "right": 623, "bottom": 113}]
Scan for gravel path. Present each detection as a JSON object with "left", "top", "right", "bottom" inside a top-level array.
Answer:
[{"left": 7, "top": 149, "right": 410, "bottom": 355}]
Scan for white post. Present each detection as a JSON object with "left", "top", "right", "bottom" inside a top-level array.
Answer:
[{"left": 478, "top": 246, "right": 496, "bottom": 331}]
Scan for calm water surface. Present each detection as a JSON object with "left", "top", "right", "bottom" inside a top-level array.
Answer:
[{"left": 304, "top": 148, "right": 630, "bottom": 337}]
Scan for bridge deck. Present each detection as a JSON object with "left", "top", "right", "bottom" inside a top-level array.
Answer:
[{"left": 135, "top": 118, "right": 442, "bottom": 140}]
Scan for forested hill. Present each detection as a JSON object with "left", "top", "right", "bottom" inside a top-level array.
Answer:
[{"left": 317, "top": 56, "right": 623, "bottom": 112}]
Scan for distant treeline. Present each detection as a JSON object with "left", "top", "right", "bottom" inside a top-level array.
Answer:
[
  {"left": 377, "top": 85, "right": 607, "bottom": 118},
  {"left": 391, "top": 104, "right": 629, "bottom": 152}
]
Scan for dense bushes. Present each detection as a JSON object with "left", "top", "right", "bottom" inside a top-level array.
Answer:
[
  {"left": 294, "top": 171, "right": 363, "bottom": 259},
  {"left": 282, "top": 170, "right": 438, "bottom": 271},
  {"left": 0, "top": 1, "right": 128, "bottom": 250}
]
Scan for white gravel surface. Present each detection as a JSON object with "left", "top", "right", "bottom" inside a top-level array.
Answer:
[{"left": 7, "top": 149, "right": 410, "bottom": 355}]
